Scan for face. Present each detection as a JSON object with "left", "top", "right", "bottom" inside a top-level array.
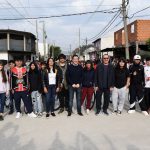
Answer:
[
  {"left": 59, "top": 58, "right": 65, "bottom": 63},
  {"left": 103, "top": 55, "right": 109, "bottom": 64},
  {"left": 49, "top": 59, "right": 54, "bottom": 66},
  {"left": 134, "top": 59, "right": 140, "bottom": 64},
  {"left": 41, "top": 64, "right": 46, "bottom": 69},
  {"left": 31, "top": 64, "right": 35, "bottom": 70},
  {"left": 119, "top": 61, "right": 125, "bottom": 67},
  {"left": 72, "top": 56, "right": 79, "bottom": 65},
  {"left": 146, "top": 60, "right": 150, "bottom": 66},
  {"left": 9, "top": 63, "right": 15, "bottom": 69},
  {"left": 86, "top": 63, "right": 91, "bottom": 69},
  {"left": 0, "top": 64, "right": 3, "bottom": 71},
  {"left": 15, "top": 60, "right": 23, "bottom": 67}
]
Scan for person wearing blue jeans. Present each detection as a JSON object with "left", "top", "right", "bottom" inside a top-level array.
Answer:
[{"left": 66, "top": 55, "right": 83, "bottom": 116}]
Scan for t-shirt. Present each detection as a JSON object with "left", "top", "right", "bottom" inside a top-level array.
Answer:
[
  {"left": 48, "top": 69, "right": 56, "bottom": 85},
  {"left": 114, "top": 67, "right": 130, "bottom": 89},
  {"left": 144, "top": 66, "right": 150, "bottom": 88}
]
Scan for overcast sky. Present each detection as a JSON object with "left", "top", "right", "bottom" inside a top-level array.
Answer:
[{"left": 0, "top": 0, "right": 149, "bottom": 54}]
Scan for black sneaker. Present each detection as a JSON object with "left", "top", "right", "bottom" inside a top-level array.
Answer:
[
  {"left": 68, "top": 112, "right": 72, "bottom": 116},
  {"left": 8, "top": 110, "right": 14, "bottom": 115},
  {"left": 78, "top": 112, "right": 83, "bottom": 116},
  {"left": 103, "top": 111, "right": 109, "bottom": 116},
  {"left": 46, "top": 113, "right": 49, "bottom": 118},
  {"left": 95, "top": 111, "right": 100, "bottom": 115},
  {"left": 112, "top": 110, "right": 117, "bottom": 115},
  {"left": 51, "top": 112, "right": 56, "bottom": 117},
  {"left": 58, "top": 108, "right": 64, "bottom": 114},
  {"left": 0, "top": 115, "right": 4, "bottom": 121}
]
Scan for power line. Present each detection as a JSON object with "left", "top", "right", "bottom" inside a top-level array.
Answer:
[{"left": 0, "top": 9, "right": 119, "bottom": 20}]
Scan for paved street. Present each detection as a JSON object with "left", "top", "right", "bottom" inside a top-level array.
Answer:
[{"left": 1, "top": 101, "right": 150, "bottom": 150}]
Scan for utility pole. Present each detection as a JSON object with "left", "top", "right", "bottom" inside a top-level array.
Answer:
[
  {"left": 36, "top": 20, "right": 39, "bottom": 60},
  {"left": 85, "top": 37, "right": 88, "bottom": 60},
  {"left": 122, "top": 0, "right": 129, "bottom": 59},
  {"left": 79, "top": 28, "right": 81, "bottom": 57}
]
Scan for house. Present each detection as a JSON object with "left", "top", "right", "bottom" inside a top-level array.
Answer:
[{"left": 0, "top": 29, "right": 36, "bottom": 62}]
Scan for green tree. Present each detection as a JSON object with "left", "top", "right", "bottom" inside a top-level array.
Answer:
[
  {"left": 49, "top": 45, "right": 62, "bottom": 59},
  {"left": 146, "top": 38, "right": 150, "bottom": 50}
]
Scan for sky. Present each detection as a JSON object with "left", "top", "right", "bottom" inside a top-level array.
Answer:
[{"left": 0, "top": 0, "right": 149, "bottom": 54}]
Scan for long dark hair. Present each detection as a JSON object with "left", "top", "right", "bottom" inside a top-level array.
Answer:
[
  {"left": 116, "top": 58, "right": 127, "bottom": 70},
  {"left": 84, "top": 60, "right": 93, "bottom": 71},
  {"left": 0, "top": 61, "right": 7, "bottom": 83},
  {"left": 29, "top": 61, "right": 39, "bottom": 74},
  {"left": 47, "top": 58, "right": 56, "bottom": 73}
]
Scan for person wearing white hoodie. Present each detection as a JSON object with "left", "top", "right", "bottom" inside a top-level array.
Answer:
[{"left": 0, "top": 61, "right": 9, "bottom": 121}]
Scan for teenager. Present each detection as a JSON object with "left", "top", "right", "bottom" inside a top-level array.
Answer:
[
  {"left": 95, "top": 54, "right": 114, "bottom": 116},
  {"left": 28, "top": 62, "right": 43, "bottom": 117},
  {"left": 66, "top": 55, "right": 83, "bottom": 116},
  {"left": 11, "top": 57, "right": 37, "bottom": 119},
  {"left": 144, "top": 57, "right": 150, "bottom": 113},
  {"left": 128, "top": 55, "right": 148, "bottom": 116},
  {"left": 0, "top": 61, "right": 9, "bottom": 121},
  {"left": 42, "top": 58, "right": 62, "bottom": 118},
  {"left": 57, "top": 54, "right": 69, "bottom": 114},
  {"left": 81, "top": 60, "right": 95, "bottom": 114},
  {"left": 7, "top": 60, "right": 15, "bottom": 114},
  {"left": 112, "top": 58, "right": 130, "bottom": 114}
]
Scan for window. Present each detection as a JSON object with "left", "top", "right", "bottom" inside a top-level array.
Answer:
[{"left": 131, "top": 24, "right": 135, "bottom": 33}]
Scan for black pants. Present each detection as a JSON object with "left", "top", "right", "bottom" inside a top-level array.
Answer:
[
  {"left": 14, "top": 90, "right": 33, "bottom": 113},
  {"left": 96, "top": 88, "right": 110, "bottom": 112},
  {"left": 144, "top": 88, "right": 150, "bottom": 110},
  {"left": 58, "top": 87, "right": 69, "bottom": 109},
  {"left": 129, "top": 85, "right": 147, "bottom": 111},
  {"left": 9, "top": 91, "right": 14, "bottom": 112}
]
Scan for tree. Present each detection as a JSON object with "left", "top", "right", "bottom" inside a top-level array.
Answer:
[
  {"left": 49, "top": 45, "right": 62, "bottom": 59},
  {"left": 146, "top": 38, "right": 150, "bottom": 50}
]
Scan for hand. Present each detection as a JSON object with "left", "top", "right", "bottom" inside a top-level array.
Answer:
[
  {"left": 56, "top": 88, "right": 60, "bottom": 93},
  {"left": 44, "top": 87, "right": 48, "bottom": 93},
  {"left": 72, "top": 84, "right": 76, "bottom": 88},
  {"left": 6, "top": 91, "right": 9, "bottom": 96},
  {"left": 11, "top": 89, "right": 14, "bottom": 94},
  {"left": 94, "top": 87, "right": 99, "bottom": 91},
  {"left": 110, "top": 87, "right": 114, "bottom": 91},
  {"left": 76, "top": 84, "right": 80, "bottom": 88}
]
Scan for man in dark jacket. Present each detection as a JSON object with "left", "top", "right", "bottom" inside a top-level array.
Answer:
[
  {"left": 95, "top": 54, "right": 114, "bottom": 115},
  {"left": 66, "top": 55, "right": 83, "bottom": 116}
]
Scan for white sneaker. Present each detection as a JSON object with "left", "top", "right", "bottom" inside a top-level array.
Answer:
[
  {"left": 86, "top": 109, "right": 90, "bottom": 115},
  {"left": 16, "top": 112, "right": 21, "bottom": 119},
  {"left": 142, "top": 111, "right": 149, "bottom": 116},
  {"left": 28, "top": 112, "right": 37, "bottom": 118},
  {"left": 128, "top": 110, "right": 135, "bottom": 114}
]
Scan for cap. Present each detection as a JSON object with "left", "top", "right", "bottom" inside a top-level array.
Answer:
[{"left": 133, "top": 55, "right": 141, "bottom": 60}]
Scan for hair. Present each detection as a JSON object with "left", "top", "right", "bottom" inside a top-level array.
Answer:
[
  {"left": 0, "top": 61, "right": 7, "bottom": 83},
  {"left": 8, "top": 60, "right": 15, "bottom": 64},
  {"left": 29, "top": 61, "right": 39, "bottom": 73},
  {"left": 85, "top": 60, "right": 93, "bottom": 70},
  {"left": 47, "top": 58, "right": 56, "bottom": 73},
  {"left": 116, "top": 57, "right": 127, "bottom": 69},
  {"left": 72, "top": 54, "right": 79, "bottom": 59},
  {"left": 58, "top": 53, "right": 66, "bottom": 60},
  {"left": 102, "top": 54, "right": 110, "bottom": 59}
]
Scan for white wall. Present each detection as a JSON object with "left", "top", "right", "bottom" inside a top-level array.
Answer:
[
  {"left": 38, "top": 43, "right": 48, "bottom": 56},
  {"left": 101, "top": 36, "right": 114, "bottom": 50},
  {"left": 0, "top": 52, "right": 8, "bottom": 60}
]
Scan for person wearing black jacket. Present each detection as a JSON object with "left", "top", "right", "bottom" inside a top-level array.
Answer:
[
  {"left": 28, "top": 62, "right": 43, "bottom": 117},
  {"left": 128, "top": 55, "right": 148, "bottom": 115},
  {"left": 42, "top": 58, "right": 62, "bottom": 118},
  {"left": 81, "top": 60, "right": 95, "bottom": 114},
  {"left": 95, "top": 54, "right": 114, "bottom": 116},
  {"left": 66, "top": 55, "right": 83, "bottom": 116}
]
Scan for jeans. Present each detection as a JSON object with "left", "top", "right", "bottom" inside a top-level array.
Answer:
[
  {"left": 68, "top": 85, "right": 81, "bottom": 113},
  {"left": 14, "top": 90, "right": 33, "bottom": 113},
  {"left": 112, "top": 86, "right": 127, "bottom": 111},
  {"left": 0, "top": 93, "right": 6, "bottom": 113},
  {"left": 31, "top": 91, "right": 42, "bottom": 113},
  {"left": 9, "top": 91, "right": 14, "bottom": 112},
  {"left": 96, "top": 88, "right": 110, "bottom": 112},
  {"left": 45, "top": 85, "right": 56, "bottom": 113}
]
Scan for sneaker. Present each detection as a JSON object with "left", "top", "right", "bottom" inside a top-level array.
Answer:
[
  {"left": 78, "top": 112, "right": 83, "bottom": 116},
  {"left": 95, "top": 110, "right": 100, "bottom": 115},
  {"left": 28, "top": 112, "right": 37, "bottom": 118},
  {"left": 112, "top": 110, "right": 117, "bottom": 115},
  {"left": 103, "top": 111, "right": 109, "bottom": 116},
  {"left": 117, "top": 110, "right": 122, "bottom": 115},
  {"left": 8, "top": 110, "right": 14, "bottom": 115},
  {"left": 86, "top": 109, "right": 90, "bottom": 115},
  {"left": 16, "top": 112, "right": 21, "bottom": 119},
  {"left": 128, "top": 110, "right": 135, "bottom": 114},
  {"left": 46, "top": 113, "right": 50, "bottom": 118},
  {"left": 68, "top": 112, "right": 72, "bottom": 117},
  {"left": 38, "top": 113, "right": 43, "bottom": 117},
  {"left": 58, "top": 108, "right": 64, "bottom": 114},
  {"left": 51, "top": 112, "right": 56, "bottom": 117},
  {"left": 142, "top": 111, "right": 149, "bottom": 116},
  {"left": 0, "top": 115, "right": 4, "bottom": 121}
]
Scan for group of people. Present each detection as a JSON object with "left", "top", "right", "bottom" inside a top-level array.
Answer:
[{"left": 0, "top": 53, "right": 150, "bottom": 121}]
